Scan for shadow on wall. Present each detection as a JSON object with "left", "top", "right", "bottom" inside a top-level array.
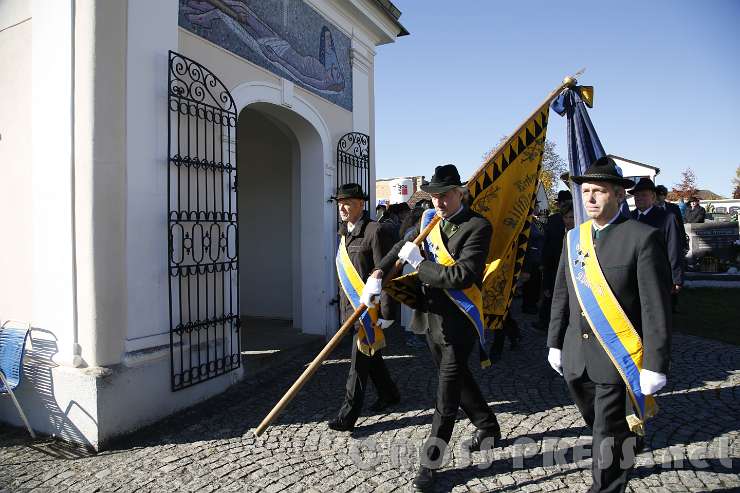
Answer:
[{"left": 4, "top": 329, "right": 94, "bottom": 449}]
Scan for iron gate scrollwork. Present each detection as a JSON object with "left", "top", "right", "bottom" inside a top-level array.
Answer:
[
  {"left": 336, "top": 132, "right": 370, "bottom": 211},
  {"left": 167, "top": 50, "right": 240, "bottom": 391}
]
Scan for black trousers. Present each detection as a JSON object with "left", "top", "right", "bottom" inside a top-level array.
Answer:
[
  {"left": 337, "top": 334, "right": 398, "bottom": 425},
  {"left": 490, "top": 315, "right": 520, "bottom": 356},
  {"left": 422, "top": 330, "right": 499, "bottom": 467},
  {"left": 566, "top": 371, "right": 638, "bottom": 493},
  {"left": 521, "top": 269, "right": 542, "bottom": 310}
]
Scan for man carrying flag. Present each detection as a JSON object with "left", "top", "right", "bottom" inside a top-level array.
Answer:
[
  {"left": 365, "top": 165, "right": 501, "bottom": 491},
  {"left": 547, "top": 156, "right": 672, "bottom": 492},
  {"left": 328, "top": 183, "right": 400, "bottom": 432}
]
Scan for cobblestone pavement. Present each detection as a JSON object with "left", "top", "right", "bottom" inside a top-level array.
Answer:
[{"left": 1, "top": 310, "right": 739, "bottom": 492}]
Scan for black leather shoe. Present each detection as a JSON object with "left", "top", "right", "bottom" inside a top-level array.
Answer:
[
  {"left": 327, "top": 417, "right": 354, "bottom": 432},
  {"left": 369, "top": 393, "right": 400, "bottom": 412},
  {"left": 467, "top": 427, "right": 502, "bottom": 452},
  {"left": 412, "top": 466, "right": 435, "bottom": 491}
]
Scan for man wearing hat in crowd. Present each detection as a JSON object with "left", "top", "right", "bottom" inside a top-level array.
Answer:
[
  {"left": 547, "top": 156, "right": 672, "bottom": 493},
  {"left": 685, "top": 196, "right": 706, "bottom": 223},
  {"left": 537, "top": 189, "right": 574, "bottom": 330},
  {"left": 629, "top": 178, "right": 684, "bottom": 307},
  {"left": 364, "top": 164, "right": 501, "bottom": 491},
  {"left": 329, "top": 183, "right": 400, "bottom": 432}
]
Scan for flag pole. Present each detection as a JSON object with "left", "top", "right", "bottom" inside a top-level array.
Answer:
[{"left": 254, "top": 74, "right": 580, "bottom": 437}]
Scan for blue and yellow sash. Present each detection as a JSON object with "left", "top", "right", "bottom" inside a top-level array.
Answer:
[
  {"left": 567, "top": 221, "right": 658, "bottom": 435},
  {"left": 336, "top": 236, "right": 386, "bottom": 356}
]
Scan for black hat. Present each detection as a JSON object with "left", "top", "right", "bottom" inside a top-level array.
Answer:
[
  {"left": 571, "top": 156, "right": 635, "bottom": 188},
  {"left": 335, "top": 183, "right": 368, "bottom": 201},
  {"left": 655, "top": 185, "right": 668, "bottom": 195},
  {"left": 556, "top": 190, "right": 573, "bottom": 202},
  {"left": 628, "top": 177, "right": 657, "bottom": 195},
  {"left": 420, "top": 164, "right": 464, "bottom": 194}
]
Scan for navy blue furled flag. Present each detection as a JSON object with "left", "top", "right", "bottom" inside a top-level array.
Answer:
[{"left": 551, "top": 86, "right": 629, "bottom": 225}]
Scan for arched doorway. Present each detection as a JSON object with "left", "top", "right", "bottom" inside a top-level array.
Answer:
[
  {"left": 235, "top": 101, "right": 332, "bottom": 337},
  {"left": 237, "top": 109, "right": 296, "bottom": 322}
]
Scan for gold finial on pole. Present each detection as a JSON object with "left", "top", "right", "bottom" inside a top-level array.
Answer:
[{"left": 563, "top": 67, "right": 586, "bottom": 88}]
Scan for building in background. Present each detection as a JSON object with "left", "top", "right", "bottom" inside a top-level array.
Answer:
[
  {"left": 376, "top": 175, "right": 426, "bottom": 206},
  {"left": 0, "top": 0, "right": 406, "bottom": 449}
]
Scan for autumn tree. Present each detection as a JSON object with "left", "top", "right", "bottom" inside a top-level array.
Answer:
[
  {"left": 733, "top": 164, "right": 740, "bottom": 199},
  {"left": 670, "top": 167, "right": 698, "bottom": 201},
  {"left": 483, "top": 137, "right": 567, "bottom": 207}
]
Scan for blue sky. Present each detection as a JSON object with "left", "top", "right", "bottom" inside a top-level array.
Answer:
[{"left": 374, "top": 0, "right": 740, "bottom": 196}]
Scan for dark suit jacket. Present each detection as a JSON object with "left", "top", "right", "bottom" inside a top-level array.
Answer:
[
  {"left": 631, "top": 207, "right": 684, "bottom": 285},
  {"left": 542, "top": 213, "right": 567, "bottom": 292},
  {"left": 377, "top": 207, "right": 492, "bottom": 345},
  {"left": 547, "top": 215, "right": 672, "bottom": 384},
  {"left": 662, "top": 202, "right": 687, "bottom": 251},
  {"left": 338, "top": 213, "right": 394, "bottom": 321},
  {"left": 685, "top": 205, "right": 706, "bottom": 223}
]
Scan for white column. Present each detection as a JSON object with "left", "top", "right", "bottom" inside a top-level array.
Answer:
[
  {"left": 31, "top": 0, "right": 79, "bottom": 367},
  {"left": 350, "top": 38, "right": 376, "bottom": 206},
  {"left": 124, "top": 0, "right": 179, "bottom": 352}
]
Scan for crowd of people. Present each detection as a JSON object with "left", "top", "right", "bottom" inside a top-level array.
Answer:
[{"left": 330, "top": 158, "right": 679, "bottom": 492}]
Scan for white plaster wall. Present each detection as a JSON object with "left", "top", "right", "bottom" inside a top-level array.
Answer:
[
  {"left": 73, "top": 0, "right": 128, "bottom": 368},
  {"left": 95, "top": 354, "right": 243, "bottom": 449},
  {"left": 124, "top": 0, "right": 179, "bottom": 353},
  {"left": 31, "top": 0, "right": 77, "bottom": 367},
  {"left": 0, "top": 0, "right": 30, "bottom": 30},
  {"left": 0, "top": 17, "right": 33, "bottom": 322}
]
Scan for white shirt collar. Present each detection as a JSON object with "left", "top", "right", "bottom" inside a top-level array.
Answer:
[
  {"left": 593, "top": 209, "right": 623, "bottom": 231},
  {"left": 442, "top": 205, "right": 464, "bottom": 221},
  {"left": 638, "top": 205, "right": 654, "bottom": 216}
]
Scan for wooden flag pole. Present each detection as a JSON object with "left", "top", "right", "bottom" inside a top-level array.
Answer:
[
  {"left": 254, "top": 74, "right": 582, "bottom": 437},
  {"left": 254, "top": 216, "right": 441, "bottom": 437}
]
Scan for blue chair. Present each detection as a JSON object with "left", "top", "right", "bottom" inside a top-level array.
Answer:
[{"left": 0, "top": 321, "right": 36, "bottom": 438}]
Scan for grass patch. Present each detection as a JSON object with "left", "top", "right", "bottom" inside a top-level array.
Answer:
[{"left": 673, "top": 288, "right": 740, "bottom": 345}]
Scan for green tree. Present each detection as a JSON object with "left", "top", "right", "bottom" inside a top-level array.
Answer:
[{"left": 733, "top": 165, "right": 740, "bottom": 199}]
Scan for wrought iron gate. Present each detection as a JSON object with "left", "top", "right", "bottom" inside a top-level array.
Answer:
[
  {"left": 167, "top": 51, "right": 240, "bottom": 391},
  {"left": 336, "top": 132, "right": 370, "bottom": 210}
]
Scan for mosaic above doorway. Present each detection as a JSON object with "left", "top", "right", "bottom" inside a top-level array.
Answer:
[{"left": 179, "top": 0, "right": 353, "bottom": 111}]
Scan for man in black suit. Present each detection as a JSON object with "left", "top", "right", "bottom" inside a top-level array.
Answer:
[
  {"left": 547, "top": 157, "right": 672, "bottom": 493},
  {"left": 685, "top": 197, "right": 706, "bottom": 223},
  {"left": 537, "top": 190, "right": 574, "bottom": 330},
  {"left": 629, "top": 178, "right": 684, "bottom": 295},
  {"left": 328, "top": 183, "right": 400, "bottom": 432},
  {"left": 365, "top": 165, "right": 500, "bottom": 491}
]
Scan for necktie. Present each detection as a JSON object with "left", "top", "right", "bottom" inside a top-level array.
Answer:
[
  {"left": 593, "top": 227, "right": 600, "bottom": 240},
  {"left": 441, "top": 219, "right": 455, "bottom": 237}
]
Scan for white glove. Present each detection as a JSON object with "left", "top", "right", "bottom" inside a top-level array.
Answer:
[
  {"left": 640, "top": 369, "right": 667, "bottom": 395},
  {"left": 360, "top": 276, "right": 383, "bottom": 307},
  {"left": 377, "top": 318, "right": 393, "bottom": 329},
  {"left": 398, "top": 242, "right": 424, "bottom": 269},
  {"left": 547, "top": 348, "right": 563, "bottom": 376}
]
